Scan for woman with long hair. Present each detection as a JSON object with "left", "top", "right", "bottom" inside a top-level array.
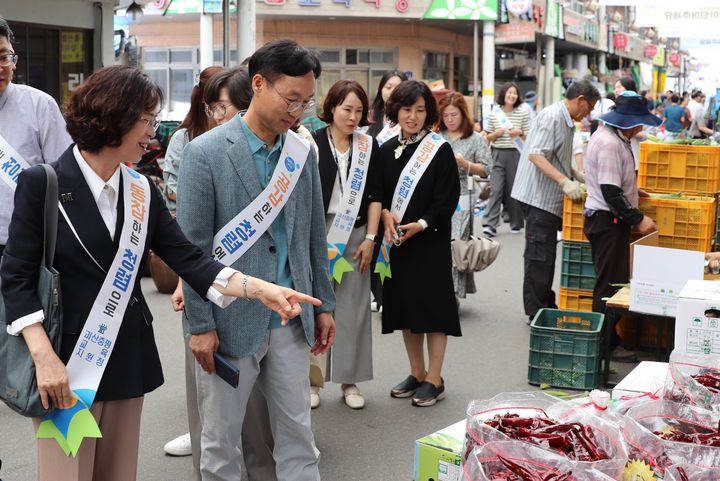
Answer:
[
  {"left": 482, "top": 82, "right": 530, "bottom": 236},
  {"left": 377, "top": 80, "right": 460, "bottom": 407},
  {"left": 162, "top": 66, "right": 225, "bottom": 214},
  {"left": 366, "top": 70, "right": 408, "bottom": 143},
  {"left": 435, "top": 92, "right": 490, "bottom": 299},
  {"left": 312, "top": 80, "right": 381, "bottom": 409}
]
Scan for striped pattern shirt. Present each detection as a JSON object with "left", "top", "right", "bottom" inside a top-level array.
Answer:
[
  {"left": 486, "top": 105, "right": 531, "bottom": 149},
  {"left": 511, "top": 101, "right": 575, "bottom": 218}
]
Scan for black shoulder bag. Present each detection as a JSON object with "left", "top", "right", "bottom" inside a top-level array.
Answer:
[{"left": 0, "top": 164, "right": 63, "bottom": 417}]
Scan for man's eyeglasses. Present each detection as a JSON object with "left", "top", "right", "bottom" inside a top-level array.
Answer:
[
  {"left": 140, "top": 116, "right": 160, "bottom": 132},
  {"left": 0, "top": 53, "right": 18, "bottom": 68},
  {"left": 267, "top": 80, "right": 315, "bottom": 114},
  {"left": 204, "top": 102, "right": 234, "bottom": 118}
]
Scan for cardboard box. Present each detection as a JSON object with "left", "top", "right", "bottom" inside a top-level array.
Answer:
[
  {"left": 611, "top": 361, "right": 668, "bottom": 400},
  {"left": 413, "top": 420, "right": 465, "bottom": 481},
  {"left": 629, "top": 245, "right": 704, "bottom": 317},
  {"left": 675, "top": 280, "right": 720, "bottom": 356}
]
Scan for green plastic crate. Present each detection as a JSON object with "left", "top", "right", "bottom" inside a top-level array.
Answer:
[
  {"left": 528, "top": 308, "right": 604, "bottom": 390},
  {"left": 560, "top": 242, "right": 596, "bottom": 290}
]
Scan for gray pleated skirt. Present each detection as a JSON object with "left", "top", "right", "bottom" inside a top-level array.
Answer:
[{"left": 325, "top": 216, "right": 374, "bottom": 384}]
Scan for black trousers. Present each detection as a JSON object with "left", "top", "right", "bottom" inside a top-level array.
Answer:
[
  {"left": 521, "top": 204, "right": 561, "bottom": 319},
  {"left": 0, "top": 244, "right": 4, "bottom": 257},
  {"left": 584, "top": 211, "right": 631, "bottom": 348}
]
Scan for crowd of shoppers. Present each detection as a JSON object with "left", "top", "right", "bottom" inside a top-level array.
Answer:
[{"left": 2, "top": 10, "right": 711, "bottom": 478}]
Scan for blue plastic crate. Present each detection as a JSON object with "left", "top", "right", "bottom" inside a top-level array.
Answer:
[
  {"left": 528, "top": 308, "right": 604, "bottom": 390},
  {"left": 560, "top": 241, "right": 596, "bottom": 291}
]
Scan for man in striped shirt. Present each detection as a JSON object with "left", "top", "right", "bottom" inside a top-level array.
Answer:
[{"left": 511, "top": 79, "right": 600, "bottom": 323}]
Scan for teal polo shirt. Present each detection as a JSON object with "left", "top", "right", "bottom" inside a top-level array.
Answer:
[{"left": 238, "top": 116, "right": 294, "bottom": 329}]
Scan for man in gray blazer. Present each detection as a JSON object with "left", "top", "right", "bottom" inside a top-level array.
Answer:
[{"left": 176, "top": 39, "right": 336, "bottom": 481}]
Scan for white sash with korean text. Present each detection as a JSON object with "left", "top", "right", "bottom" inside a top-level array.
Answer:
[
  {"left": 376, "top": 122, "right": 401, "bottom": 146},
  {"left": 211, "top": 130, "right": 309, "bottom": 266},
  {"left": 0, "top": 132, "right": 31, "bottom": 191},
  {"left": 65, "top": 166, "right": 151, "bottom": 405},
  {"left": 326, "top": 132, "right": 373, "bottom": 282},
  {"left": 374, "top": 132, "right": 446, "bottom": 282},
  {"left": 492, "top": 106, "right": 524, "bottom": 152}
]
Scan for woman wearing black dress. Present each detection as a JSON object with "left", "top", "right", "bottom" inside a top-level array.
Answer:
[{"left": 377, "top": 80, "right": 460, "bottom": 407}]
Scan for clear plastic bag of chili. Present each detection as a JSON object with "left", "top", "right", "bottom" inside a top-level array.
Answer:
[
  {"left": 465, "top": 392, "right": 628, "bottom": 473},
  {"left": 623, "top": 399, "right": 720, "bottom": 471},
  {"left": 463, "top": 440, "right": 624, "bottom": 481},
  {"left": 664, "top": 351, "right": 720, "bottom": 415},
  {"left": 665, "top": 463, "right": 720, "bottom": 481}
]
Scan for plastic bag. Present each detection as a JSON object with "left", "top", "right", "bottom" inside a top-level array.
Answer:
[
  {"left": 463, "top": 441, "right": 624, "bottom": 481},
  {"left": 465, "top": 392, "right": 628, "bottom": 472},
  {"left": 664, "top": 463, "right": 720, "bottom": 481},
  {"left": 664, "top": 351, "right": 720, "bottom": 414},
  {"left": 623, "top": 399, "right": 720, "bottom": 473}
]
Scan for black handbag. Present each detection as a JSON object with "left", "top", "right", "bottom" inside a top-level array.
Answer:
[{"left": 0, "top": 164, "right": 63, "bottom": 417}]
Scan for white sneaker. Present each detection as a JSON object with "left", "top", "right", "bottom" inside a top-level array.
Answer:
[
  {"left": 343, "top": 385, "right": 365, "bottom": 409},
  {"left": 164, "top": 432, "right": 192, "bottom": 456},
  {"left": 310, "top": 385, "right": 321, "bottom": 409}
]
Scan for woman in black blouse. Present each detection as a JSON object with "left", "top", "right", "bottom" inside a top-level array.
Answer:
[{"left": 376, "top": 80, "right": 460, "bottom": 407}]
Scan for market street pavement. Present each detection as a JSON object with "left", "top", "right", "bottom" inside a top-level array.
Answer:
[{"left": 0, "top": 218, "right": 628, "bottom": 480}]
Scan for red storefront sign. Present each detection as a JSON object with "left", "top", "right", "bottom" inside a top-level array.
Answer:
[{"left": 613, "top": 33, "right": 628, "bottom": 49}]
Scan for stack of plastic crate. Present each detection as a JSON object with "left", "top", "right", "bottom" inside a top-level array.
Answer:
[
  {"left": 637, "top": 142, "right": 720, "bottom": 252},
  {"left": 559, "top": 194, "right": 595, "bottom": 312}
]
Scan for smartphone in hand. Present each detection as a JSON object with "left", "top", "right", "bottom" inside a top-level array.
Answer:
[{"left": 213, "top": 352, "right": 239, "bottom": 388}]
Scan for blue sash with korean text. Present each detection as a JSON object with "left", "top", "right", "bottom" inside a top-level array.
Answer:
[
  {"left": 374, "top": 132, "right": 446, "bottom": 283},
  {"left": 211, "top": 130, "right": 309, "bottom": 267},
  {"left": 326, "top": 131, "right": 373, "bottom": 283},
  {"left": 0, "top": 132, "right": 31, "bottom": 191},
  {"left": 36, "top": 166, "right": 151, "bottom": 456}
]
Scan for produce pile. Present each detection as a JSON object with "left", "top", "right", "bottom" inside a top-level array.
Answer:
[
  {"left": 483, "top": 414, "right": 609, "bottom": 462},
  {"left": 647, "top": 134, "right": 718, "bottom": 146},
  {"left": 654, "top": 420, "right": 720, "bottom": 447},
  {"left": 488, "top": 455, "right": 574, "bottom": 481}
]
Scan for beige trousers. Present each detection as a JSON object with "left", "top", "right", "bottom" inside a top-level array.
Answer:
[{"left": 33, "top": 396, "right": 144, "bottom": 481}]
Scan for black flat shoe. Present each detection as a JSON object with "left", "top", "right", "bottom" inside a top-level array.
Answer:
[
  {"left": 390, "top": 375, "right": 422, "bottom": 398},
  {"left": 411, "top": 379, "right": 445, "bottom": 407}
]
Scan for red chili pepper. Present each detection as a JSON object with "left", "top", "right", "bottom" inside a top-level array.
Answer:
[{"left": 484, "top": 414, "right": 610, "bottom": 462}]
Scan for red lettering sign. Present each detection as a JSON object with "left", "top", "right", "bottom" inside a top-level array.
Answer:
[{"left": 613, "top": 33, "right": 628, "bottom": 49}]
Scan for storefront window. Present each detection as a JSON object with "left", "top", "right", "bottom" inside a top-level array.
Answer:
[
  {"left": 423, "top": 51, "right": 448, "bottom": 86},
  {"left": 142, "top": 47, "right": 198, "bottom": 118},
  {"left": 313, "top": 47, "right": 396, "bottom": 106},
  {"left": 7, "top": 22, "right": 92, "bottom": 105},
  {"left": 453, "top": 55, "right": 469, "bottom": 94}
]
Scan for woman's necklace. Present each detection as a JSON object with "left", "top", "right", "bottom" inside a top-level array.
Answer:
[{"left": 327, "top": 127, "right": 351, "bottom": 195}]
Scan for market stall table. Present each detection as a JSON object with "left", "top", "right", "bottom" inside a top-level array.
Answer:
[{"left": 602, "top": 286, "right": 674, "bottom": 387}]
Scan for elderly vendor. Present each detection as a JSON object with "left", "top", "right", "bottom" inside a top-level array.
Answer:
[{"left": 583, "top": 91, "right": 660, "bottom": 361}]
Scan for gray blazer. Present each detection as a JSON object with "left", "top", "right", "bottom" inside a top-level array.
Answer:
[{"left": 176, "top": 115, "right": 335, "bottom": 358}]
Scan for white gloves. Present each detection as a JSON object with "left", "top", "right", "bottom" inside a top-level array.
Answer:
[
  {"left": 571, "top": 168, "right": 586, "bottom": 184},
  {"left": 560, "top": 177, "right": 584, "bottom": 201}
]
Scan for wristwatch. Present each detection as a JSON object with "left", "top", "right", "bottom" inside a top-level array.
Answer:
[{"left": 365, "top": 234, "right": 376, "bottom": 242}]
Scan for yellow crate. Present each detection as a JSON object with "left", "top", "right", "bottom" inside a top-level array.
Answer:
[
  {"left": 638, "top": 143, "right": 720, "bottom": 194},
  {"left": 639, "top": 195, "right": 717, "bottom": 252},
  {"left": 558, "top": 287, "right": 594, "bottom": 313},
  {"left": 562, "top": 193, "right": 588, "bottom": 242}
]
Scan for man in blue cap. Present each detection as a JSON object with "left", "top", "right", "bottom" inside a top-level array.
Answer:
[{"left": 583, "top": 91, "right": 659, "bottom": 360}]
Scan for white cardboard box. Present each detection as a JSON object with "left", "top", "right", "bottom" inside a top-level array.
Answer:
[
  {"left": 611, "top": 361, "right": 668, "bottom": 400},
  {"left": 675, "top": 280, "right": 720, "bottom": 357},
  {"left": 629, "top": 245, "right": 704, "bottom": 317}
]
